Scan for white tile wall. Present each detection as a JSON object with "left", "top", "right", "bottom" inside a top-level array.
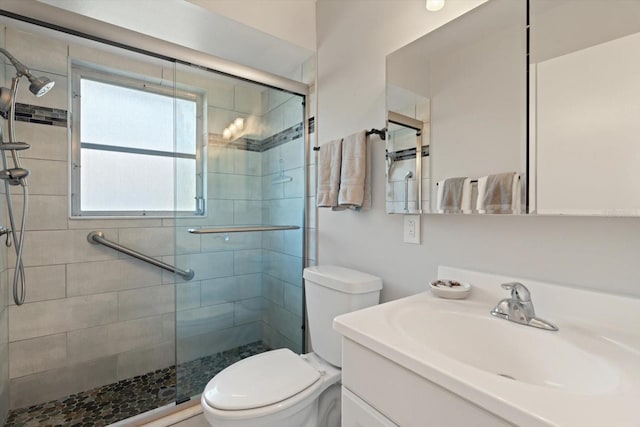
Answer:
[
  {"left": 10, "top": 356, "right": 118, "bottom": 409},
  {"left": 117, "top": 285, "right": 174, "bottom": 321},
  {"left": 9, "top": 293, "right": 118, "bottom": 341},
  {"left": 18, "top": 159, "right": 67, "bottom": 196},
  {"left": 7, "top": 265, "right": 66, "bottom": 304},
  {"left": 67, "top": 258, "right": 163, "bottom": 297},
  {"left": 5, "top": 27, "right": 68, "bottom": 75},
  {"left": 233, "top": 200, "right": 262, "bottom": 224},
  {"left": 10, "top": 195, "right": 68, "bottom": 231},
  {"left": 200, "top": 274, "right": 261, "bottom": 307},
  {"left": 177, "top": 281, "right": 201, "bottom": 311},
  {"left": 176, "top": 303, "right": 234, "bottom": 338},
  {"left": 118, "top": 227, "right": 175, "bottom": 256},
  {"left": 262, "top": 274, "right": 284, "bottom": 304},
  {"left": 168, "top": 252, "right": 234, "bottom": 283},
  {"left": 116, "top": 340, "right": 174, "bottom": 381},
  {"left": 66, "top": 316, "right": 165, "bottom": 364},
  {"left": 200, "top": 231, "right": 262, "bottom": 253},
  {"left": 234, "top": 85, "right": 262, "bottom": 115},
  {"left": 8, "top": 333, "right": 67, "bottom": 379},
  {"left": 233, "top": 249, "right": 263, "bottom": 275},
  {"left": 233, "top": 150, "right": 262, "bottom": 176},
  {"left": 234, "top": 297, "right": 263, "bottom": 325},
  {"left": 15, "top": 122, "right": 67, "bottom": 162},
  {"left": 177, "top": 322, "right": 261, "bottom": 364},
  {"left": 208, "top": 147, "right": 234, "bottom": 174}
]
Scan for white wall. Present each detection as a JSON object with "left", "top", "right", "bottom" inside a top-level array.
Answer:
[
  {"left": 315, "top": 0, "right": 640, "bottom": 302},
  {"left": 187, "top": 0, "right": 316, "bottom": 52}
]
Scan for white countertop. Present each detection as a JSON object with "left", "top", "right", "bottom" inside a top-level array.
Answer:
[{"left": 333, "top": 267, "right": 640, "bottom": 427}]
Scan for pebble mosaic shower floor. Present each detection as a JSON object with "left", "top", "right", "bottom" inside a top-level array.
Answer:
[{"left": 5, "top": 341, "right": 270, "bottom": 427}]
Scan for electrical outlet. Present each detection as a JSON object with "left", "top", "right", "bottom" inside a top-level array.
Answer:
[{"left": 403, "top": 215, "right": 421, "bottom": 244}]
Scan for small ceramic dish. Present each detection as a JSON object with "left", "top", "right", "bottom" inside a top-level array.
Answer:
[{"left": 429, "top": 279, "right": 472, "bottom": 299}]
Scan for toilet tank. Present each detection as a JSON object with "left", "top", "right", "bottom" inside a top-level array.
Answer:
[{"left": 303, "top": 266, "right": 382, "bottom": 367}]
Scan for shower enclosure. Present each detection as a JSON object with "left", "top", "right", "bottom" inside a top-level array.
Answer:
[{"left": 0, "top": 12, "right": 309, "bottom": 426}]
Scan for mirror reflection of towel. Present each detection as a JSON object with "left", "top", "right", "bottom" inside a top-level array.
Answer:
[
  {"left": 477, "top": 172, "right": 520, "bottom": 214},
  {"left": 438, "top": 177, "right": 469, "bottom": 213}
]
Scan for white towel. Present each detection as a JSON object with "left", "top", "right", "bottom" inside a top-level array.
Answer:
[
  {"left": 476, "top": 172, "right": 520, "bottom": 214},
  {"left": 316, "top": 139, "right": 342, "bottom": 208},
  {"left": 436, "top": 178, "right": 472, "bottom": 213},
  {"left": 338, "top": 131, "right": 369, "bottom": 209},
  {"left": 360, "top": 133, "right": 372, "bottom": 210}
]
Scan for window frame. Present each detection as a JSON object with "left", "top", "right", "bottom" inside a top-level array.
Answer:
[{"left": 70, "top": 63, "right": 206, "bottom": 218}]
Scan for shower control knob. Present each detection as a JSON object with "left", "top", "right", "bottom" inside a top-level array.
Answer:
[{"left": 0, "top": 226, "right": 11, "bottom": 247}]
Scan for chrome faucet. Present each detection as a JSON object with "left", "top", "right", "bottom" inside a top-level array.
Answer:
[{"left": 490, "top": 282, "right": 558, "bottom": 331}]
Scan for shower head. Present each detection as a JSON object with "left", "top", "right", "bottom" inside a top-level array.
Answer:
[
  {"left": 27, "top": 75, "right": 55, "bottom": 97},
  {"left": 0, "top": 48, "right": 55, "bottom": 97}
]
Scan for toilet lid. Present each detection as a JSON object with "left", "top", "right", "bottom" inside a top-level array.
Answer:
[{"left": 203, "top": 348, "right": 321, "bottom": 411}]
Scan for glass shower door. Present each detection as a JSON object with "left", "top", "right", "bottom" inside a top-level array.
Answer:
[{"left": 173, "top": 62, "right": 306, "bottom": 402}]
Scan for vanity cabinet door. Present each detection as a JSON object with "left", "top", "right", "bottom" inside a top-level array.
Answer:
[
  {"left": 342, "top": 387, "right": 398, "bottom": 427},
  {"left": 341, "top": 339, "right": 514, "bottom": 427}
]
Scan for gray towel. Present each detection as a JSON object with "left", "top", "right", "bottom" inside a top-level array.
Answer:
[
  {"left": 338, "top": 131, "right": 368, "bottom": 209},
  {"left": 482, "top": 172, "right": 517, "bottom": 214},
  {"left": 316, "top": 139, "right": 342, "bottom": 208},
  {"left": 441, "top": 177, "right": 467, "bottom": 213}
]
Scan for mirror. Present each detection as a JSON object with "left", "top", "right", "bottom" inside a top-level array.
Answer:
[
  {"left": 530, "top": 0, "right": 640, "bottom": 216},
  {"left": 386, "top": 0, "right": 527, "bottom": 214}
]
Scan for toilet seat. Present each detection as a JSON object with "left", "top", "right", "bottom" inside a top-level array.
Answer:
[{"left": 203, "top": 349, "right": 321, "bottom": 411}]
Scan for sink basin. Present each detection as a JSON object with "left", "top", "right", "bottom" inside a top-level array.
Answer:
[{"left": 389, "top": 302, "right": 621, "bottom": 394}]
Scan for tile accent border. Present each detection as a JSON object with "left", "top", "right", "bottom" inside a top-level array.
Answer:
[{"left": 14, "top": 103, "right": 68, "bottom": 127}]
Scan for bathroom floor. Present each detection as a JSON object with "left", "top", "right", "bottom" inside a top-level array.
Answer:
[{"left": 5, "top": 341, "right": 270, "bottom": 427}]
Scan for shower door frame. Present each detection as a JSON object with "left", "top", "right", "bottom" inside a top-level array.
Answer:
[{"left": 0, "top": 0, "right": 312, "bottom": 420}]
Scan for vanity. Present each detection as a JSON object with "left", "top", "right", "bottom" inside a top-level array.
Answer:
[{"left": 334, "top": 267, "right": 640, "bottom": 426}]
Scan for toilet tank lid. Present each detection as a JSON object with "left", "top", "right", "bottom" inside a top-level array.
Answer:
[
  {"left": 203, "top": 349, "right": 321, "bottom": 411},
  {"left": 303, "top": 266, "right": 382, "bottom": 294}
]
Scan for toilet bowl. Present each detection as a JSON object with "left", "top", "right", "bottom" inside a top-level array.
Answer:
[
  {"left": 201, "top": 266, "right": 383, "bottom": 427},
  {"left": 202, "top": 350, "right": 341, "bottom": 427}
]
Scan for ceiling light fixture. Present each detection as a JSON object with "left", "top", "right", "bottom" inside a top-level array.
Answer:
[
  {"left": 222, "top": 117, "right": 246, "bottom": 141},
  {"left": 426, "top": 0, "right": 445, "bottom": 12}
]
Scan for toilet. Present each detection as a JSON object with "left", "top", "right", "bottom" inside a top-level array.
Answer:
[{"left": 201, "top": 265, "right": 383, "bottom": 427}]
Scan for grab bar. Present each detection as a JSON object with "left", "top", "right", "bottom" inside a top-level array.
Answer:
[
  {"left": 188, "top": 225, "right": 300, "bottom": 234},
  {"left": 404, "top": 171, "right": 413, "bottom": 212},
  {"left": 87, "top": 231, "right": 195, "bottom": 280}
]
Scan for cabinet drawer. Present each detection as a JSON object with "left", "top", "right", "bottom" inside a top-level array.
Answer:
[{"left": 342, "top": 387, "right": 398, "bottom": 427}]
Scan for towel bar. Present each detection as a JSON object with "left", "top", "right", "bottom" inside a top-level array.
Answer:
[{"left": 313, "top": 128, "right": 386, "bottom": 151}]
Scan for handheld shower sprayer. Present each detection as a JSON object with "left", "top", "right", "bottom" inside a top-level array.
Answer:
[{"left": 0, "top": 48, "right": 56, "bottom": 305}]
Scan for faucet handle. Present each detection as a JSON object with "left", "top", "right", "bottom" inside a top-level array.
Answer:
[{"left": 501, "top": 282, "right": 531, "bottom": 302}]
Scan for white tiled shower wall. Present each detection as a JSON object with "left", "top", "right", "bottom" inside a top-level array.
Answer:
[{"left": 0, "top": 21, "right": 315, "bottom": 411}]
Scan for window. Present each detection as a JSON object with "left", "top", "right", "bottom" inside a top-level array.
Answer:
[{"left": 71, "top": 64, "right": 205, "bottom": 217}]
